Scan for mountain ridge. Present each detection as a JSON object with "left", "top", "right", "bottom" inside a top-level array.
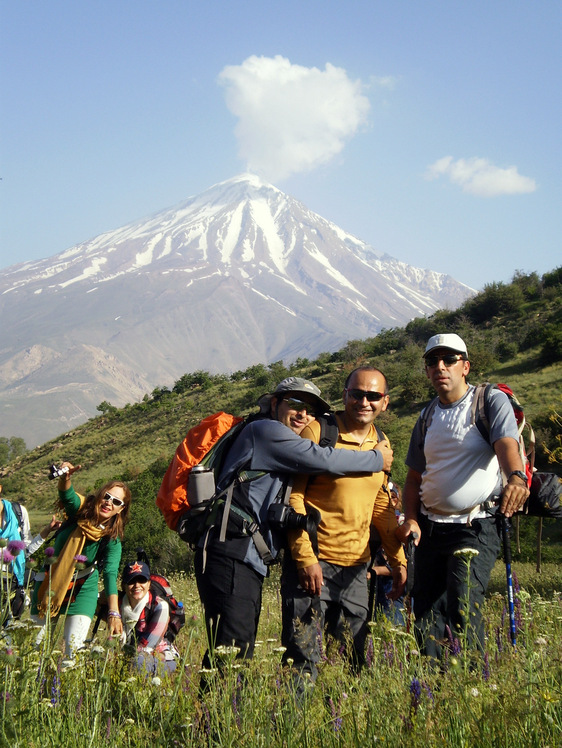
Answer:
[{"left": 0, "top": 174, "right": 473, "bottom": 446}]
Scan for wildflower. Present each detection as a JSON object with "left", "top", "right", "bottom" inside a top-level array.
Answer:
[
  {"left": 470, "top": 687, "right": 480, "bottom": 698},
  {"left": 453, "top": 547, "right": 480, "bottom": 558},
  {"left": 151, "top": 676, "right": 161, "bottom": 687},
  {"left": 74, "top": 554, "right": 88, "bottom": 568},
  {"left": 90, "top": 645, "right": 105, "bottom": 655},
  {"left": 535, "top": 636, "right": 547, "bottom": 646},
  {"left": 0, "top": 538, "right": 7, "bottom": 548},
  {"left": 124, "top": 718, "right": 135, "bottom": 724},
  {"left": 215, "top": 645, "right": 240, "bottom": 656},
  {"left": 0, "top": 548, "right": 15, "bottom": 564},
  {"left": 45, "top": 547, "right": 55, "bottom": 557},
  {"left": 489, "top": 684, "right": 498, "bottom": 691},
  {"left": 7, "top": 540, "right": 26, "bottom": 555},
  {"left": 272, "top": 646, "right": 286, "bottom": 653}
]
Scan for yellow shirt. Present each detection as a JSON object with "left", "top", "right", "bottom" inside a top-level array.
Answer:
[{"left": 288, "top": 415, "right": 406, "bottom": 570}]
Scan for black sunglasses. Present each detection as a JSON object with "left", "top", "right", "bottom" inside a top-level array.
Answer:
[
  {"left": 424, "top": 354, "right": 466, "bottom": 368},
  {"left": 345, "top": 388, "right": 386, "bottom": 402},
  {"left": 282, "top": 398, "right": 317, "bottom": 415}
]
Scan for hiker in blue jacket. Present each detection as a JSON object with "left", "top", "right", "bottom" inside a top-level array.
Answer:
[
  {"left": 194, "top": 377, "right": 393, "bottom": 671},
  {"left": 396, "top": 334, "right": 529, "bottom": 660}
]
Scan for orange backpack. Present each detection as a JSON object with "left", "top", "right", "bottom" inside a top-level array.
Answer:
[{"left": 156, "top": 412, "right": 244, "bottom": 530}]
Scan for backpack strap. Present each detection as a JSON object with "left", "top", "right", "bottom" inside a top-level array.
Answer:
[
  {"left": 11, "top": 501, "right": 25, "bottom": 537},
  {"left": 419, "top": 396, "right": 440, "bottom": 449},
  {"left": 318, "top": 413, "right": 339, "bottom": 448},
  {"left": 470, "top": 383, "right": 492, "bottom": 443}
]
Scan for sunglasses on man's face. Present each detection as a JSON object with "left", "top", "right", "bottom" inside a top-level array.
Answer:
[
  {"left": 102, "top": 492, "right": 125, "bottom": 508},
  {"left": 345, "top": 388, "right": 386, "bottom": 402},
  {"left": 283, "top": 398, "right": 317, "bottom": 415},
  {"left": 424, "top": 354, "right": 465, "bottom": 368}
]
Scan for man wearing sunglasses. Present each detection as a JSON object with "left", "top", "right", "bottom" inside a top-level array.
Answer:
[
  {"left": 397, "top": 333, "right": 529, "bottom": 661},
  {"left": 195, "top": 376, "right": 393, "bottom": 675},
  {"left": 281, "top": 366, "right": 405, "bottom": 692}
]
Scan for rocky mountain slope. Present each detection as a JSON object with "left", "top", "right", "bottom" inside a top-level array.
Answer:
[{"left": 0, "top": 174, "right": 473, "bottom": 446}]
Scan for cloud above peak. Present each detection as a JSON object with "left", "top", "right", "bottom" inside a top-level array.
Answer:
[
  {"left": 425, "top": 156, "right": 537, "bottom": 197},
  {"left": 219, "top": 55, "right": 370, "bottom": 182}
]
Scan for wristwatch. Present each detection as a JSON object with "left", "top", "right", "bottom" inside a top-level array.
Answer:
[{"left": 508, "top": 470, "right": 527, "bottom": 484}]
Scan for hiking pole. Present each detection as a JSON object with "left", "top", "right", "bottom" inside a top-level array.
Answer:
[
  {"left": 500, "top": 514, "right": 516, "bottom": 647},
  {"left": 404, "top": 531, "right": 418, "bottom": 633},
  {"left": 367, "top": 568, "right": 377, "bottom": 622}
]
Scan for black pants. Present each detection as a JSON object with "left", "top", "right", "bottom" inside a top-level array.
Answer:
[
  {"left": 281, "top": 558, "right": 369, "bottom": 682},
  {"left": 194, "top": 549, "right": 265, "bottom": 669},
  {"left": 413, "top": 513, "right": 501, "bottom": 659}
]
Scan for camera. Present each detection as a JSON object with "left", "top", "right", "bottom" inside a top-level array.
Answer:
[
  {"left": 48, "top": 464, "right": 69, "bottom": 481},
  {"left": 267, "top": 503, "right": 321, "bottom": 536}
]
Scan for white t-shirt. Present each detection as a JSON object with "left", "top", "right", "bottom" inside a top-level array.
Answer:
[{"left": 406, "top": 385, "right": 519, "bottom": 522}]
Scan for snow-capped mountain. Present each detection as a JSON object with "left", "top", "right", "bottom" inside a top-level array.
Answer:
[{"left": 0, "top": 174, "right": 473, "bottom": 446}]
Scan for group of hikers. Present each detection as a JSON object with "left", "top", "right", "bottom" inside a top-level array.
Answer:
[{"left": 0, "top": 332, "right": 530, "bottom": 687}]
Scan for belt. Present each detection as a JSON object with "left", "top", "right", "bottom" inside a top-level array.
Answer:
[{"left": 423, "top": 497, "right": 499, "bottom": 525}]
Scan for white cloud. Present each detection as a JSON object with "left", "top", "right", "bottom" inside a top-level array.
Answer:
[
  {"left": 425, "top": 156, "right": 537, "bottom": 197},
  {"left": 219, "top": 55, "right": 370, "bottom": 182}
]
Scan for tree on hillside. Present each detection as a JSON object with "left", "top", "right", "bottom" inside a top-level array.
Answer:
[{"left": 0, "top": 436, "right": 27, "bottom": 466}]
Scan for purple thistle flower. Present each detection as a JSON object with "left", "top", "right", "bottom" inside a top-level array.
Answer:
[
  {"left": 7, "top": 540, "right": 26, "bottom": 555},
  {"left": 0, "top": 549, "right": 15, "bottom": 563},
  {"left": 74, "top": 554, "right": 88, "bottom": 563},
  {"left": 45, "top": 547, "right": 55, "bottom": 557}
]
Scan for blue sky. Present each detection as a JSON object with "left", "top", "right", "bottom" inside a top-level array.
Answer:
[{"left": 1, "top": 1, "right": 560, "bottom": 290}]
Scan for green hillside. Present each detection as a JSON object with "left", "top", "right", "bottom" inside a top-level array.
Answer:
[{"left": 1, "top": 268, "right": 561, "bottom": 569}]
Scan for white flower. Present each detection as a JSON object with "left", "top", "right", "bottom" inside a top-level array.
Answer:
[
  {"left": 151, "top": 676, "right": 161, "bottom": 687},
  {"left": 535, "top": 636, "right": 548, "bottom": 646},
  {"left": 215, "top": 645, "right": 241, "bottom": 656},
  {"left": 453, "top": 548, "right": 480, "bottom": 558},
  {"left": 470, "top": 688, "right": 480, "bottom": 697}
]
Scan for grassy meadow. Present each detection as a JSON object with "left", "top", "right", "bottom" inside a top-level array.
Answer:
[{"left": 1, "top": 559, "right": 562, "bottom": 747}]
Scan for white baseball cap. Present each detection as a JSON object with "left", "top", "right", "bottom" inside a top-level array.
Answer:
[{"left": 424, "top": 333, "right": 468, "bottom": 357}]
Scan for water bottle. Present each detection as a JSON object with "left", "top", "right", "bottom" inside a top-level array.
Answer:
[{"left": 187, "top": 465, "right": 216, "bottom": 505}]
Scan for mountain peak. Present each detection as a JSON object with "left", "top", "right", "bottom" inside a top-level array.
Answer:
[{"left": 0, "top": 176, "right": 473, "bottom": 446}]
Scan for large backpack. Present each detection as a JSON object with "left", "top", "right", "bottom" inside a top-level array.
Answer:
[
  {"left": 419, "top": 383, "right": 561, "bottom": 518},
  {"left": 156, "top": 412, "right": 246, "bottom": 531},
  {"left": 157, "top": 411, "right": 276, "bottom": 564},
  {"left": 147, "top": 573, "right": 185, "bottom": 644}
]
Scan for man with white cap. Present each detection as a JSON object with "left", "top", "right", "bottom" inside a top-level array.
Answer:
[
  {"left": 397, "top": 334, "right": 529, "bottom": 660},
  {"left": 195, "top": 376, "right": 393, "bottom": 673}
]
